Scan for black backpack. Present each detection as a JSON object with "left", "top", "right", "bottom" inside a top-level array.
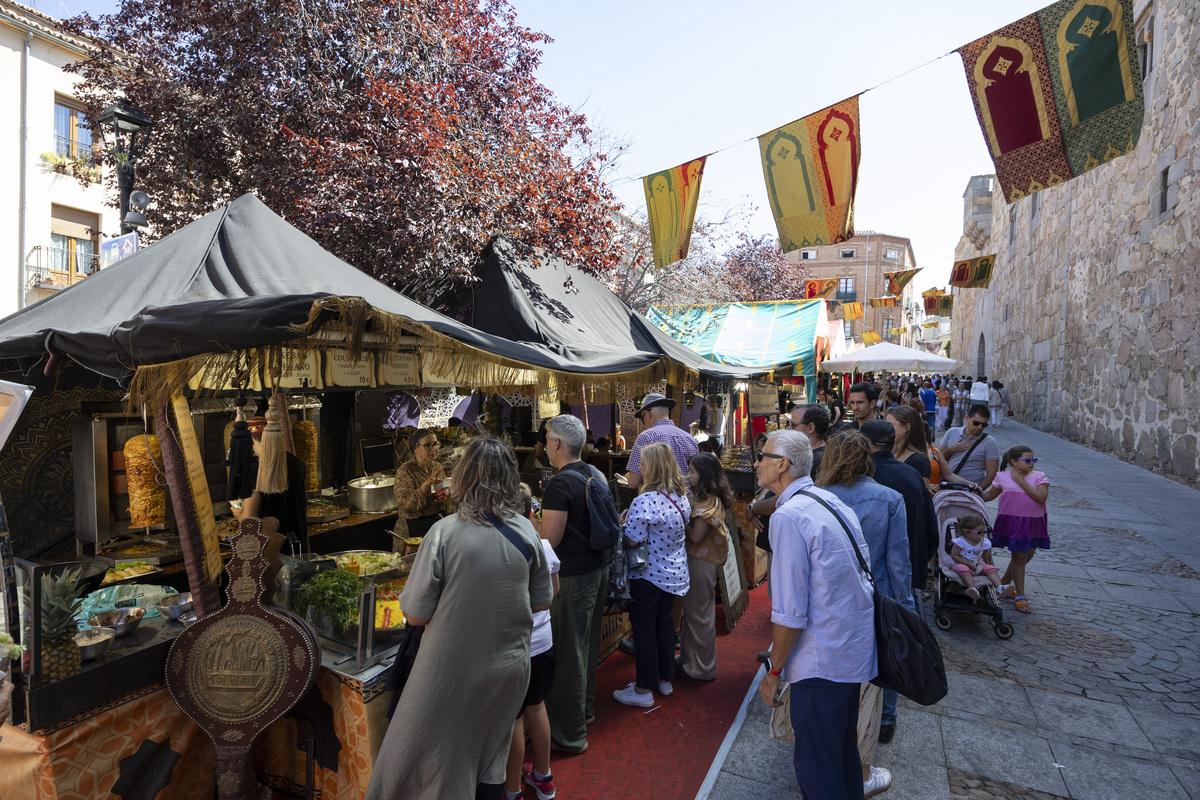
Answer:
[{"left": 556, "top": 465, "right": 621, "bottom": 552}]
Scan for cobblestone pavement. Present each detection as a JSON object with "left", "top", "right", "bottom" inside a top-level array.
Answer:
[{"left": 700, "top": 420, "right": 1200, "bottom": 800}]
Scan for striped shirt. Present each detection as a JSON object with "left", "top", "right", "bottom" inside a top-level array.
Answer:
[{"left": 626, "top": 419, "right": 698, "bottom": 478}]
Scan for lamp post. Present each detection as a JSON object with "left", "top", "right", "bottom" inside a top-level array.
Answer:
[{"left": 96, "top": 100, "right": 153, "bottom": 235}]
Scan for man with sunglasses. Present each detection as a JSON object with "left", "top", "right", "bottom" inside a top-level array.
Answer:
[{"left": 939, "top": 405, "right": 1000, "bottom": 490}]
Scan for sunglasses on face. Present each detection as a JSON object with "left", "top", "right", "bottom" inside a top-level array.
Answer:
[
  {"left": 1013, "top": 457, "right": 1038, "bottom": 464},
  {"left": 968, "top": 420, "right": 989, "bottom": 428},
  {"left": 755, "top": 451, "right": 787, "bottom": 462},
  {"left": 961, "top": 528, "right": 986, "bottom": 535}
]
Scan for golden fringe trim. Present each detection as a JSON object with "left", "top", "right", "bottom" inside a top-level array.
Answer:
[{"left": 126, "top": 296, "right": 722, "bottom": 412}]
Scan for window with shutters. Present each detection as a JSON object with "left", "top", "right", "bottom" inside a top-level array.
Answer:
[{"left": 49, "top": 205, "right": 100, "bottom": 281}]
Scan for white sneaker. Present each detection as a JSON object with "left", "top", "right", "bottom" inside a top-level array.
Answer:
[
  {"left": 613, "top": 682, "right": 654, "bottom": 707},
  {"left": 864, "top": 765, "right": 892, "bottom": 797},
  {"left": 658, "top": 681, "right": 673, "bottom": 696},
  {"left": 965, "top": 586, "right": 981, "bottom": 602},
  {"left": 998, "top": 583, "right": 1017, "bottom": 598}
]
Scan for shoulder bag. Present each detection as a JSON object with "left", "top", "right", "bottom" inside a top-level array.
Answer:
[{"left": 797, "top": 490, "right": 948, "bottom": 706}]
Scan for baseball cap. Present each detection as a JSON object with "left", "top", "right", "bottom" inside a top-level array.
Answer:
[{"left": 860, "top": 418, "right": 896, "bottom": 447}]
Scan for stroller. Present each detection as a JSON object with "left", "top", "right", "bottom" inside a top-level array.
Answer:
[{"left": 931, "top": 483, "right": 1014, "bottom": 639}]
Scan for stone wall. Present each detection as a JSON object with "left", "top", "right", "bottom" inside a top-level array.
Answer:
[{"left": 950, "top": 0, "right": 1199, "bottom": 485}]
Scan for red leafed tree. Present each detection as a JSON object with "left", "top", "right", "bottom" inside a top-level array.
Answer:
[
  {"left": 65, "top": 0, "right": 618, "bottom": 304},
  {"left": 716, "top": 232, "right": 808, "bottom": 302}
]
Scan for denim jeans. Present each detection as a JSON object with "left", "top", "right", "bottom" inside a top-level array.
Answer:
[{"left": 790, "top": 678, "right": 864, "bottom": 800}]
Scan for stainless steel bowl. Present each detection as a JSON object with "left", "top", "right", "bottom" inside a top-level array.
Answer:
[
  {"left": 74, "top": 628, "right": 115, "bottom": 661},
  {"left": 180, "top": 611, "right": 198, "bottom": 626},
  {"left": 88, "top": 607, "right": 146, "bottom": 637},
  {"left": 156, "top": 593, "right": 194, "bottom": 621}
]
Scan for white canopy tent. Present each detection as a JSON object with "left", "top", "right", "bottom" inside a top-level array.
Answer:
[{"left": 818, "top": 341, "right": 957, "bottom": 373}]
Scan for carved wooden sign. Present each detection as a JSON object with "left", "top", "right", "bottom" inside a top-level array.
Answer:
[{"left": 165, "top": 517, "right": 320, "bottom": 800}]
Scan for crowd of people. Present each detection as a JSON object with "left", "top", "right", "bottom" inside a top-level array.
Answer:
[{"left": 360, "top": 374, "right": 1050, "bottom": 800}]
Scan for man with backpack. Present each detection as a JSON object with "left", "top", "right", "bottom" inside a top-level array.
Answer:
[{"left": 540, "top": 414, "right": 620, "bottom": 755}]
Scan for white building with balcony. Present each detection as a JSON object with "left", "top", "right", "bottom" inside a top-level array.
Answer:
[{"left": 1, "top": 0, "right": 119, "bottom": 316}]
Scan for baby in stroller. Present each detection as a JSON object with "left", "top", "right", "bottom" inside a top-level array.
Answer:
[{"left": 949, "top": 514, "right": 1013, "bottom": 602}]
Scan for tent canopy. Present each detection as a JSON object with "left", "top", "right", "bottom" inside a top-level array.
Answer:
[
  {"left": 0, "top": 194, "right": 566, "bottom": 389},
  {"left": 645, "top": 300, "right": 829, "bottom": 376},
  {"left": 449, "top": 236, "right": 750, "bottom": 384},
  {"left": 817, "top": 341, "right": 957, "bottom": 373}
]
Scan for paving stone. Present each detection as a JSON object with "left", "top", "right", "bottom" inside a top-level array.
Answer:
[
  {"left": 877, "top": 706, "right": 946, "bottom": 766},
  {"left": 1050, "top": 739, "right": 1190, "bottom": 799},
  {"left": 705, "top": 770, "right": 800, "bottom": 800},
  {"left": 1027, "top": 688, "right": 1154, "bottom": 750},
  {"left": 942, "top": 717, "right": 1070, "bottom": 797},
  {"left": 1101, "top": 584, "right": 1190, "bottom": 612}
]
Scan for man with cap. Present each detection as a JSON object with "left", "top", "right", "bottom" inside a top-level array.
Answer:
[
  {"left": 858, "top": 418, "right": 937, "bottom": 745},
  {"left": 625, "top": 393, "right": 698, "bottom": 491}
]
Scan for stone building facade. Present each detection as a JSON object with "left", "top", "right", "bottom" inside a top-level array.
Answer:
[
  {"left": 785, "top": 232, "right": 918, "bottom": 349},
  {"left": 949, "top": 0, "right": 1199, "bottom": 485}
]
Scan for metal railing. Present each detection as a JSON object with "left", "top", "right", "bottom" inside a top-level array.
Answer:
[
  {"left": 53, "top": 135, "right": 100, "bottom": 163},
  {"left": 26, "top": 246, "right": 99, "bottom": 289}
]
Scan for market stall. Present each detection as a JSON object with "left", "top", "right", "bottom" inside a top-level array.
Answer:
[{"left": 0, "top": 195, "right": 753, "bottom": 798}]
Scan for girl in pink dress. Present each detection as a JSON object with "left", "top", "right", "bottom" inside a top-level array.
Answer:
[{"left": 984, "top": 446, "right": 1049, "bottom": 613}]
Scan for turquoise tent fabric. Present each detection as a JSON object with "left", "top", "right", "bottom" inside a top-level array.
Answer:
[{"left": 647, "top": 300, "right": 827, "bottom": 378}]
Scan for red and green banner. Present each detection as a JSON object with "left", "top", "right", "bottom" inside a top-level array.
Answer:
[
  {"left": 842, "top": 301, "right": 864, "bottom": 321},
  {"left": 643, "top": 156, "right": 708, "bottom": 268},
  {"left": 869, "top": 296, "right": 900, "bottom": 308},
  {"left": 805, "top": 278, "right": 838, "bottom": 299},
  {"left": 924, "top": 294, "right": 954, "bottom": 315},
  {"left": 958, "top": 0, "right": 1144, "bottom": 204},
  {"left": 759, "top": 96, "right": 860, "bottom": 251},
  {"left": 949, "top": 254, "right": 996, "bottom": 288},
  {"left": 884, "top": 268, "right": 920, "bottom": 295}
]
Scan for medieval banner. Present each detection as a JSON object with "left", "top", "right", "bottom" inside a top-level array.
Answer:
[
  {"left": 643, "top": 155, "right": 708, "bottom": 268},
  {"left": 861, "top": 331, "right": 882, "bottom": 345},
  {"left": 842, "top": 301, "right": 864, "bottom": 321},
  {"left": 958, "top": 0, "right": 1144, "bottom": 203},
  {"left": 950, "top": 254, "right": 997, "bottom": 288},
  {"left": 758, "top": 96, "right": 861, "bottom": 251},
  {"left": 805, "top": 278, "right": 839, "bottom": 299},
  {"left": 869, "top": 296, "right": 900, "bottom": 308},
  {"left": 924, "top": 294, "right": 954, "bottom": 315},
  {"left": 884, "top": 268, "right": 921, "bottom": 295},
  {"left": 923, "top": 321, "right": 942, "bottom": 328}
]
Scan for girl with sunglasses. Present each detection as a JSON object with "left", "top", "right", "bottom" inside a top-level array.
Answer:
[{"left": 983, "top": 446, "right": 1050, "bottom": 613}]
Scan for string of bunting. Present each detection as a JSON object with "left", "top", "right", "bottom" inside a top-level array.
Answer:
[{"left": 634, "top": 0, "right": 1145, "bottom": 271}]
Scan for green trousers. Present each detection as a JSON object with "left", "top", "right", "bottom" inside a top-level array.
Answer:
[{"left": 544, "top": 564, "right": 609, "bottom": 751}]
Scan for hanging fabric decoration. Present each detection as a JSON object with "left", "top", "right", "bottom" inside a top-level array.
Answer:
[
  {"left": 884, "top": 268, "right": 921, "bottom": 295},
  {"left": 861, "top": 331, "right": 882, "bottom": 345},
  {"left": 805, "top": 278, "right": 839, "bottom": 299},
  {"left": 922, "top": 321, "right": 941, "bottom": 328},
  {"left": 643, "top": 155, "right": 709, "bottom": 268},
  {"left": 888, "top": 327, "right": 908, "bottom": 335},
  {"left": 758, "top": 96, "right": 861, "bottom": 251},
  {"left": 924, "top": 294, "right": 954, "bottom": 315},
  {"left": 949, "top": 254, "right": 997, "bottom": 288},
  {"left": 842, "top": 302, "right": 864, "bottom": 321},
  {"left": 869, "top": 296, "right": 900, "bottom": 308},
  {"left": 958, "top": 0, "right": 1144, "bottom": 204}
]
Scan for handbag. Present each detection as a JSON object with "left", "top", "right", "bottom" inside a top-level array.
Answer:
[
  {"left": 1007, "top": 408, "right": 1014, "bottom": 417},
  {"left": 797, "top": 490, "right": 948, "bottom": 706}
]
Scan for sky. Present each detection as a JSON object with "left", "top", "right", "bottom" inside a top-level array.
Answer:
[{"left": 49, "top": 0, "right": 1049, "bottom": 296}]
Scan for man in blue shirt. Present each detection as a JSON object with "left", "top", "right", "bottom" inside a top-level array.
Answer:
[
  {"left": 918, "top": 380, "right": 937, "bottom": 432},
  {"left": 756, "top": 430, "right": 882, "bottom": 800}
]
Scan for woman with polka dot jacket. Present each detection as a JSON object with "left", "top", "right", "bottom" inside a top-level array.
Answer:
[{"left": 613, "top": 443, "right": 691, "bottom": 708}]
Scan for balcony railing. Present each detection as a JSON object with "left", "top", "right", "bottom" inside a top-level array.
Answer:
[
  {"left": 835, "top": 290, "right": 857, "bottom": 302},
  {"left": 26, "top": 246, "right": 99, "bottom": 289}
]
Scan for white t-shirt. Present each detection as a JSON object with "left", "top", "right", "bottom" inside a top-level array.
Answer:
[
  {"left": 970, "top": 381, "right": 990, "bottom": 403},
  {"left": 951, "top": 535, "right": 991, "bottom": 567},
  {"left": 530, "top": 539, "right": 561, "bottom": 657}
]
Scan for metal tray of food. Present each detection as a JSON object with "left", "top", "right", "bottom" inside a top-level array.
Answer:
[{"left": 325, "top": 550, "right": 414, "bottom": 583}]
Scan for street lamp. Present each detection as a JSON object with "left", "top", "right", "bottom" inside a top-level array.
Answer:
[{"left": 96, "top": 99, "right": 153, "bottom": 235}]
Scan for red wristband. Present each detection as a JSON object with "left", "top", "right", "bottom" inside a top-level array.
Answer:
[{"left": 769, "top": 667, "right": 783, "bottom": 676}]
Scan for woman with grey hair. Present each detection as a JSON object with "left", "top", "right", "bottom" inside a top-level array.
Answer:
[{"left": 366, "top": 438, "right": 554, "bottom": 800}]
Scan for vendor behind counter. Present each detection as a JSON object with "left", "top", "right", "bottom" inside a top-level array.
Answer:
[
  {"left": 392, "top": 428, "right": 454, "bottom": 543},
  {"left": 231, "top": 409, "right": 309, "bottom": 549}
]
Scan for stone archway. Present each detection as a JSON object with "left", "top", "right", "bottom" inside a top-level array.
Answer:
[{"left": 976, "top": 333, "right": 987, "bottom": 378}]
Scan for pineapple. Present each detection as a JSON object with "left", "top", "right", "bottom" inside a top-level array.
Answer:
[{"left": 25, "top": 569, "right": 86, "bottom": 686}]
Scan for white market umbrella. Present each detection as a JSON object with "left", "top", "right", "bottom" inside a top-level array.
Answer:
[{"left": 818, "top": 341, "right": 957, "bottom": 373}]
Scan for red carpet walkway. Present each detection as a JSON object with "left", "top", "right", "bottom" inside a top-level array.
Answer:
[{"left": 535, "top": 585, "right": 773, "bottom": 800}]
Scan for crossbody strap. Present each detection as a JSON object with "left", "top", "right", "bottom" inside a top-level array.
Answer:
[
  {"left": 795, "top": 490, "right": 874, "bottom": 586},
  {"left": 658, "top": 491, "right": 689, "bottom": 528},
  {"left": 487, "top": 512, "right": 533, "bottom": 566},
  {"left": 555, "top": 465, "right": 608, "bottom": 546},
  {"left": 953, "top": 432, "right": 988, "bottom": 473}
]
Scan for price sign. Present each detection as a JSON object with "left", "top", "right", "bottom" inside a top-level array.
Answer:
[
  {"left": 378, "top": 352, "right": 420, "bottom": 387},
  {"left": 325, "top": 351, "right": 377, "bottom": 388},
  {"left": 747, "top": 382, "right": 778, "bottom": 416},
  {"left": 278, "top": 351, "right": 322, "bottom": 389}
]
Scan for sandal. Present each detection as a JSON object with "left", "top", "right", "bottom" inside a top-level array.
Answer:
[{"left": 1014, "top": 596, "right": 1031, "bottom": 613}]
